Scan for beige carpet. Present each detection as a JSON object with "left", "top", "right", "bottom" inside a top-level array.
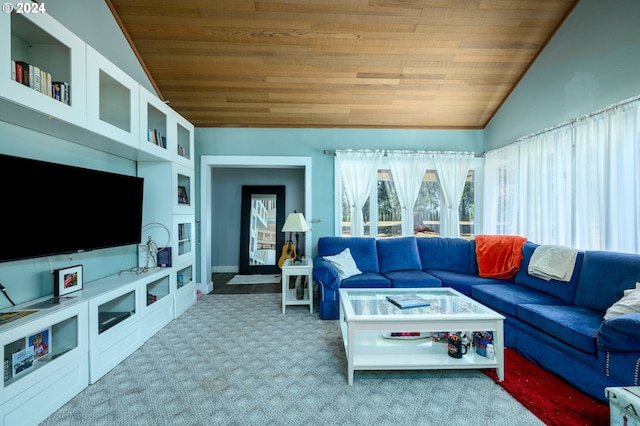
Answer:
[{"left": 40, "top": 293, "right": 544, "bottom": 425}]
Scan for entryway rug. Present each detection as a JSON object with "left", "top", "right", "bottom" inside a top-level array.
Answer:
[
  {"left": 226, "top": 274, "right": 282, "bottom": 285},
  {"left": 483, "top": 348, "right": 609, "bottom": 425}
]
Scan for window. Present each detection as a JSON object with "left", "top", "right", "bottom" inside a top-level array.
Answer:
[{"left": 339, "top": 158, "right": 477, "bottom": 239}]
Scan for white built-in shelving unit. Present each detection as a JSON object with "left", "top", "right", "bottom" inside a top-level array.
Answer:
[{"left": 0, "top": 5, "right": 196, "bottom": 424}]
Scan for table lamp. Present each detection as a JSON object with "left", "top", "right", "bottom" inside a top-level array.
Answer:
[{"left": 281, "top": 211, "right": 310, "bottom": 263}]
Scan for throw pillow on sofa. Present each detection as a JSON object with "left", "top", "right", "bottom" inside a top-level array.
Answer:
[
  {"left": 604, "top": 282, "right": 640, "bottom": 320},
  {"left": 323, "top": 248, "right": 362, "bottom": 280}
]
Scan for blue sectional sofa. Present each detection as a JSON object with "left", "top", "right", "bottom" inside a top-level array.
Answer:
[{"left": 312, "top": 236, "right": 640, "bottom": 402}]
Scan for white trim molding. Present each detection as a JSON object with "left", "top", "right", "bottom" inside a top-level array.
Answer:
[{"left": 200, "top": 155, "right": 312, "bottom": 292}]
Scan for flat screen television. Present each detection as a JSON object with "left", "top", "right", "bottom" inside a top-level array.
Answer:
[{"left": 0, "top": 153, "right": 144, "bottom": 263}]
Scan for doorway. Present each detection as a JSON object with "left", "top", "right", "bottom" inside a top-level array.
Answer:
[{"left": 200, "top": 155, "right": 312, "bottom": 293}]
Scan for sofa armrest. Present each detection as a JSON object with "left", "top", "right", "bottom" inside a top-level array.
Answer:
[
  {"left": 313, "top": 257, "right": 341, "bottom": 291},
  {"left": 597, "top": 313, "right": 640, "bottom": 352}
]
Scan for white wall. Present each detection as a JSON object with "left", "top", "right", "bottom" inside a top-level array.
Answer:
[{"left": 45, "top": 0, "right": 154, "bottom": 94}]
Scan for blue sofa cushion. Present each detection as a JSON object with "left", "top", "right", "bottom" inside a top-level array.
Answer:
[
  {"left": 513, "top": 242, "right": 583, "bottom": 304},
  {"left": 574, "top": 250, "right": 640, "bottom": 312},
  {"left": 382, "top": 270, "right": 441, "bottom": 288},
  {"left": 517, "top": 304, "right": 602, "bottom": 354},
  {"left": 417, "top": 237, "right": 471, "bottom": 273},
  {"left": 471, "top": 284, "right": 567, "bottom": 317},
  {"left": 427, "top": 269, "right": 508, "bottom": 296},
  {"left": 598, "top": 313, "right": 640, "bottom": 352},
  {"left": 376, "top": 237, "right": 422, "bottom": 273},
  {"left": 469, "top": 240, "right": 479, "bottom": 275},
  {"left": 340, "top": 272, "right": 391, "bottom": 289},
  {"left": 317, "top": 237, "right": 380, "bottom": 273}
]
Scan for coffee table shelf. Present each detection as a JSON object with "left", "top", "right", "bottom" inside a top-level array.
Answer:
[
  {"left": 342, "top": 332, "right": 499, "bottom": 370},
  {"left": 339, "top": 288, "right": 505, "bottom": 385}
]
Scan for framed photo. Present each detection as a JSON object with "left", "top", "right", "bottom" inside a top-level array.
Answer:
[
  {"left": 12, "top": 345, "right": 34, "bottom": 377},
  {"left": 177, "top": 186, "right": 189, "bottom": 204},
  {"left": 156, "top": 246, "right": 172, "bottom": 267},
  {"left": 28, "top": 328, "right": 51, "bottom": 360},
  {"left": 53, "top": 265, "right": 83, "bottom": 297}
]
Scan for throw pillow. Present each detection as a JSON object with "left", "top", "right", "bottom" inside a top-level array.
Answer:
[
  {"left": 604, "top": 282, "right": 640, "bottom": 320},
  {"left": 323, "top": 248, "right": 362, "bottom": 280}
]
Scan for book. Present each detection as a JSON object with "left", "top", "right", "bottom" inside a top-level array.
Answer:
[
  {"left": 386, "top": 294, "right": 430, "bottom": 309},
  {"left": 32, "top": 65, "right": 41, "bottom": 92},
  {"left": 382, "top": 332, "right": 430, "bottom": 340},
  {"left": 16, "top": 61, "right": 29, "bottom": 87},
  {"left": 53, "top": 82, "right": 61, "bottom": 101},
  {"left": 28, "top": 64, "right": 34, "bottom": 89},
  {"left": 53, "top": 82, "right": 70, "bottom": 105},
  {"left": 0, "top": 310, "right": 37, "bottom": 326},
  {"left": 46, "top": 72, "right": 52, "bottom": 97},
  {"left": 156, "top": 247, "right": 172, "bottom": 267},
  {"left": 15, "top": 61, "right": 23, "bottom": 83}
]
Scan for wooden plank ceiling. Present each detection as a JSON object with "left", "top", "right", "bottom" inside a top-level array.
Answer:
[{"left": 107, "top": 0, "right": 578, "bottom": 129}]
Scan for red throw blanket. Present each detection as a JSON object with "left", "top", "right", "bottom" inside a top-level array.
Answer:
[{"left": 476, "top": 235, "right": 527, "bottom": 279}]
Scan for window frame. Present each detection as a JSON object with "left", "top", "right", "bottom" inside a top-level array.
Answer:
[{"left": 334, "top": 155, "right": 483, "bottom": 238}]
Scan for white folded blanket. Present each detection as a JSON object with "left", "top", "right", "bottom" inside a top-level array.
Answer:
[{"left": 528, "top": 245, "right": 578, "bottom": 282}]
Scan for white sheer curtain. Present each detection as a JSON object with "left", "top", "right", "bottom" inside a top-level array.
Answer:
[
  {"left": 387, "top": 150, "right": 433, "bottom": 236},
  {"left": 483, "top": 127, "right": 573, "bottom": 243},
  {"left": 484, "top": 96, "right": 640, "bottom": 253},
  {"left": 336, "top": 150, "right": 383, "bottom": 237},
  {"left": 434, "top": 152, "right": 474, "bottom": 237},
  {"left": 517, "top": 126, "right": 573, "bottom": 245},
  {"left": 483, "top": 144, "right": 519, "bottom": 235},
  {"left": 574, "top": 100, "right": 640, "bottom": 252}
]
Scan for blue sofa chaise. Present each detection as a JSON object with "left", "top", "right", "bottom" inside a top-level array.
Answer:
[{"left": 312, "top": 235, "right": 640, "bottom": 402}]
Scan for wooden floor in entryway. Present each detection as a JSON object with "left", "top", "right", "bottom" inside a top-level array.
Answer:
[{"left": 210, "top": 273, "right": 282, "bottom": 294}]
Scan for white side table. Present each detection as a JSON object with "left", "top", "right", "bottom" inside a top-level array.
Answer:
[
  {"left": 606, "top": 386, "right": 640, "bottom": 426},
  {"left": 281, "top": 258, "right": 313, "bottom": 314}
]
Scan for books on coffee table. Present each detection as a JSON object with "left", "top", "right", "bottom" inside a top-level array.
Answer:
[
  {"left": 381, "top": 332, "right": 430, "bottom": 340},
  {"left": 386, "top": 294, "right": 430, "bottom": 309}
]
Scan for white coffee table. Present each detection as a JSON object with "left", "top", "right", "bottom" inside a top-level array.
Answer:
[{"left": 339, "top": 287, "right": 505, "bottom": 385}]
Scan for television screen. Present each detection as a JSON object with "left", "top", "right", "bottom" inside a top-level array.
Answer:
[{"left": 0, "top": 153, "right": 144, "bottom": 263}]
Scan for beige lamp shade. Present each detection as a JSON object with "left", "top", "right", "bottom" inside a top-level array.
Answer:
[{"left": 281, "top": 212, "right": 310, "bottom": 233}]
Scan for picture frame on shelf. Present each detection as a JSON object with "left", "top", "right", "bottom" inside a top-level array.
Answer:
[
  {"left": 53, "top": 265, "right": 83, "bottom": 297},
  {"left": 177, "top": 186, "right": 189, "bottom": 205},
  {"left": 156, "top": 247, "right": 172, "bottom": 267},
  {"left": 28, "top": 328, "right": 51, "bottom": 360},
  {"left": 12, "top": 345, "right": 34, "bottom": 377}
]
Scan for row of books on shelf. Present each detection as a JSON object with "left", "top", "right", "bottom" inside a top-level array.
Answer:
[
  {"left": 11, "top": 60, "right": 70, "bottom": 105},
  {"left": 177, "top": 224, "right": 189, "bottom": 241},
  {"left": 147, "top": 128, "right": 167, "bottom": 148}
]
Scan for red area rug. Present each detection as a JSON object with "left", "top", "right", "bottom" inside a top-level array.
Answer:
[{"left": 483, "top": 349, "right": 610, "bottom": 425}]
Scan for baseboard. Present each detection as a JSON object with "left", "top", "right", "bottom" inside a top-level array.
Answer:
[{"left": 197, "top": 281, "right": 213, "bottom": 294}]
